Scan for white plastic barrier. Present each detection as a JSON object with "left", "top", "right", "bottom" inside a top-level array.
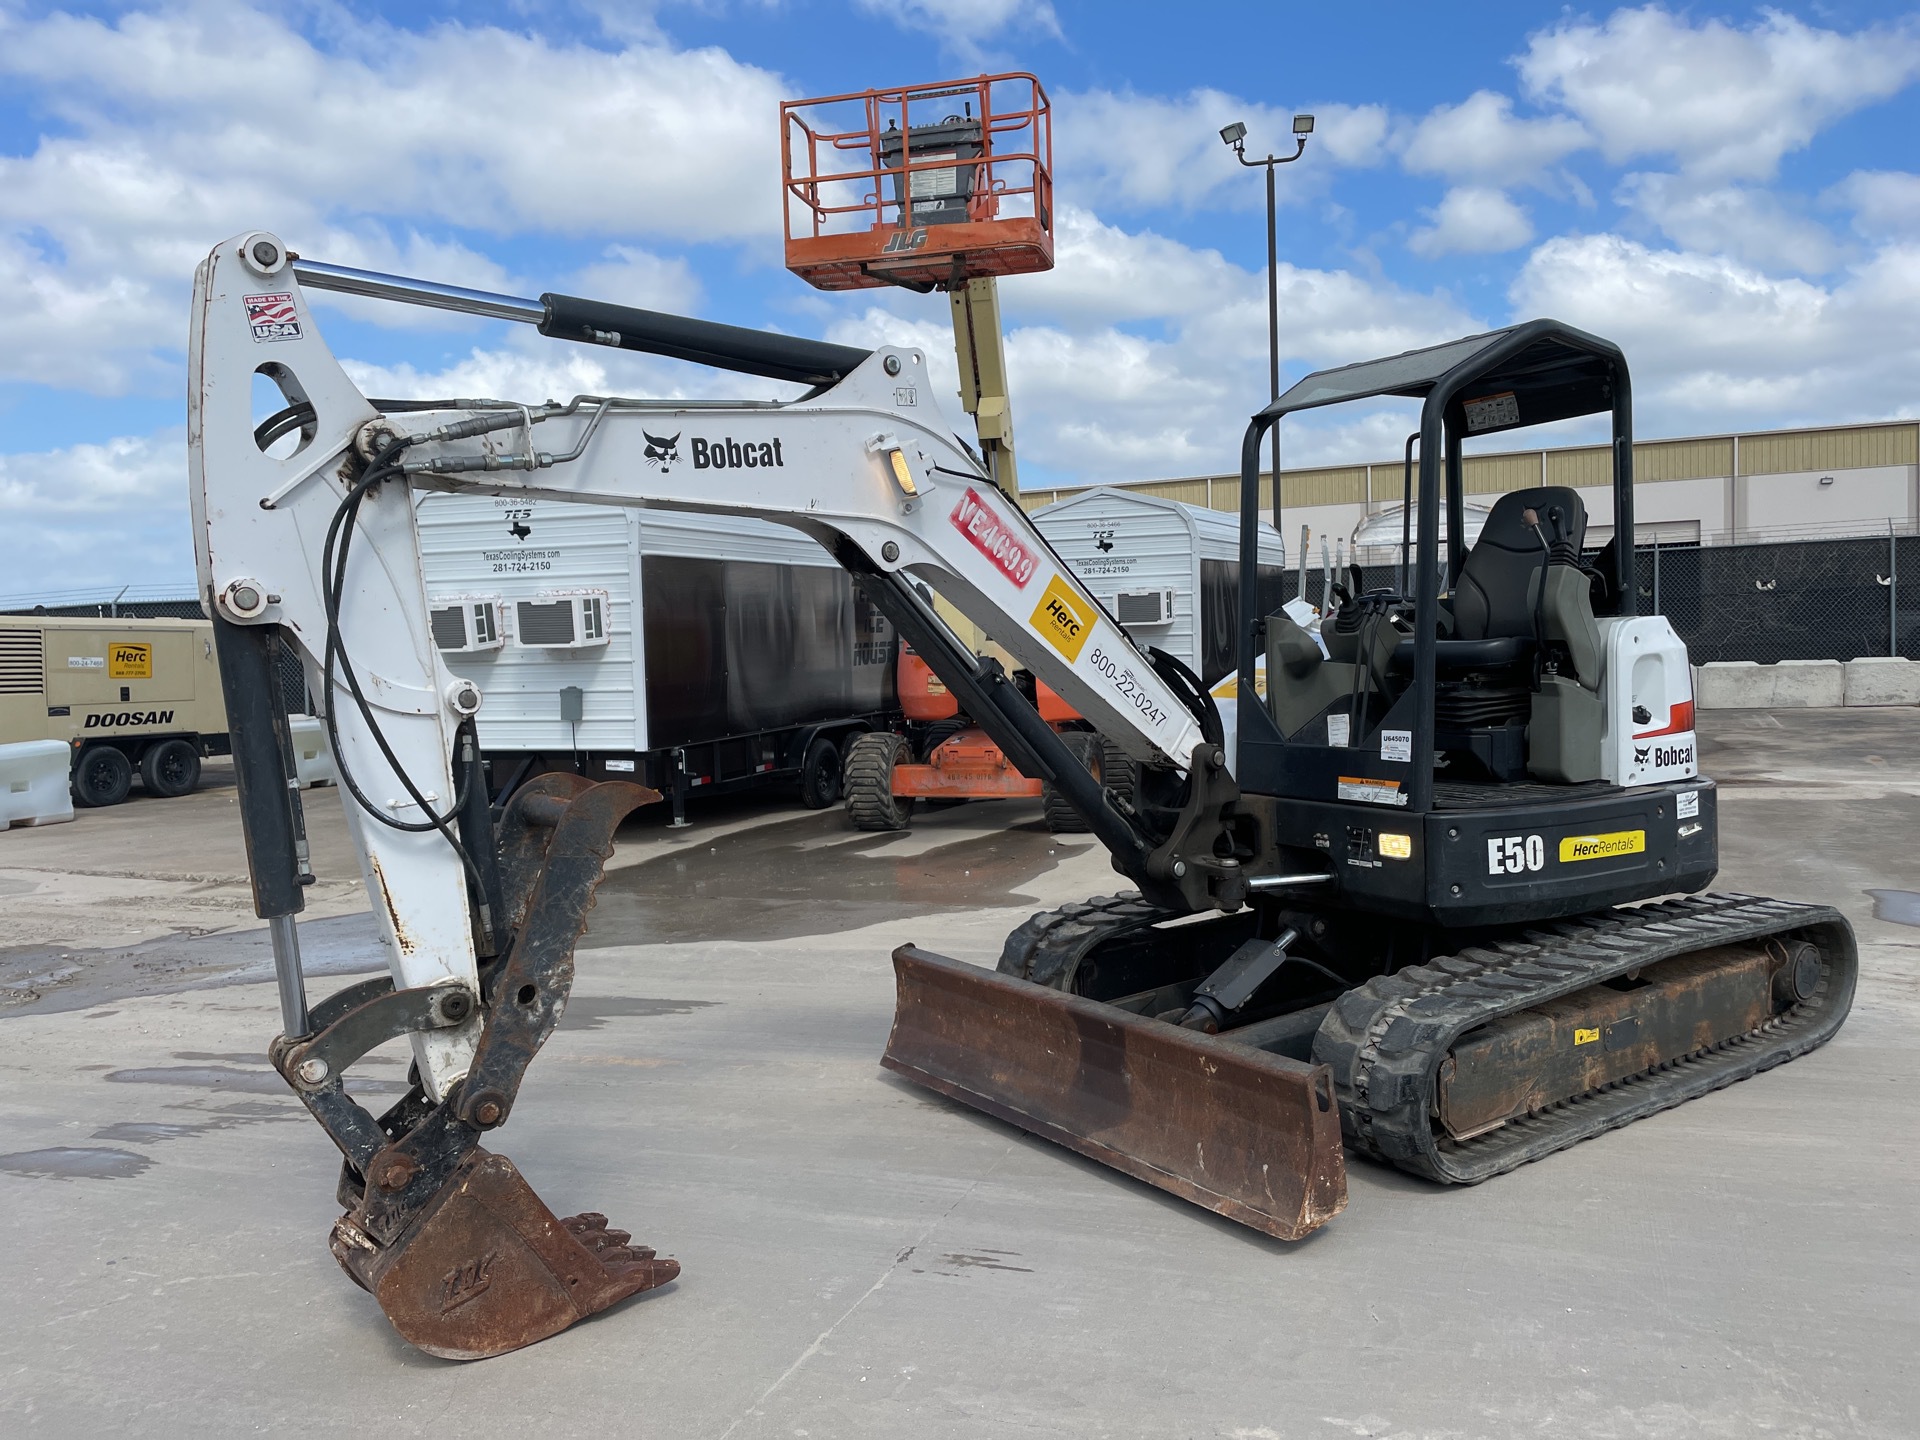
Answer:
[
  {"left": 288, "top": 716, "right": 337, "bottom": 788},
  {"left": 0, "top": 739, "right": 76, "bottom": 829}
]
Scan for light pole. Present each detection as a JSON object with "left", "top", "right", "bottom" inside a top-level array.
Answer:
[{"left": 1221, "top": 115, "right": 1313, "bottom": 522}]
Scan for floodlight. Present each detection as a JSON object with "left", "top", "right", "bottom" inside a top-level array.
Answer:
[
  {"left": 1293, "top": 114, "right": 1315, "bottom": 135},
  {"left": 1219, "top": 121, "right": 1248, "bottom": 146}
]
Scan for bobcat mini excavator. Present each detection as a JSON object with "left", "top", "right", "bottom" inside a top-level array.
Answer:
[{"left": 191, "top": 232, "right": 1856, "bottom": 1360}]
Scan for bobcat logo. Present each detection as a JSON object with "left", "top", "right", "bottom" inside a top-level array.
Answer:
[
  {"left": 1634, "top": 745, "right": 1651, "bottom": 766},
  {"left": 644, "top": 431, "right": 681, "bottom": 473},
  {"left": 439, "top": 1250, "right": 498, "bottom": 1315},
  {"left": 1093, "top": 527, "right": 1115, "bottom": 553}
]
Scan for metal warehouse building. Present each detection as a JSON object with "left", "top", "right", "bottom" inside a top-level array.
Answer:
[{"left": 1018, "top": 418, "right": 1920, "bottom": 553}]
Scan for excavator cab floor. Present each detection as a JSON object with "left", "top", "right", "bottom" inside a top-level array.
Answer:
[{"left": 882, "top": 947, "right": 1349, "bottom": 1240}]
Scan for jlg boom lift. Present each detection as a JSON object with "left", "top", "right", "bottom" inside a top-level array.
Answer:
[{"left": 783, "top": 76, "right": 1122, "bottom": 831}]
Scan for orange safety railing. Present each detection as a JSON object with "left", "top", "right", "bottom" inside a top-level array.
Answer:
[{"left": 781, "top": 73, "right": 1054, "bottom": 292}]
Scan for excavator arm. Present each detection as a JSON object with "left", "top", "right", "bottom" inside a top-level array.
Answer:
[{"left": 189, "top": 232, "right": 1267, "bottom": 1357}]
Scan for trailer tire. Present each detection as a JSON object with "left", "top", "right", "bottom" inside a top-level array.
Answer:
[
  {"left": 1100, "top": 736, "right": 1136, "bottom": 809},
  {"left": 798, "top": 736, "right": 842, "bottom": 809},
  {"left": 844, "top": 732, "right": 914, "bottom": 832},
  {"left": 1043, "top": 731, "right": 1104, "bottom": 834},
  {"left": 73, "top": 745, "right": 132, "bottom": 808},
  {"left": 140, "top": 739, "right": 202, "bottom": 798}
]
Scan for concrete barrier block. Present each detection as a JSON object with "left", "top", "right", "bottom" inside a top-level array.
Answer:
[
  {"left": 1695, "top": 659, "right": 1845, "bottom": 709},
  {"left": 288, "top": 716, "right": 336, "bottom": 788},
  {"left": 1845, "top": 656, "right": 1920, "bottom": 707},
  {"left": 0, "top": 739, "right": 76, "bottom": 828}
]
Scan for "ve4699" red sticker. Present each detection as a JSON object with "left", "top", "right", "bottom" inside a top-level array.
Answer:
[{"left": 950, "top": 487, "right": 1038, "bottom": 587}]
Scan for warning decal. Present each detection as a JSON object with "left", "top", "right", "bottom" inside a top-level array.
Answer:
[
  {"left": 244, "top": 292, "right": 301, "bottom": 343},
  {"left": 1030, "top": 574, "right": 1093, "bottom": 662}
]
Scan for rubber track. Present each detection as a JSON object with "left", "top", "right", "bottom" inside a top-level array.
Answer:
[
  {"left": 1310, "top": 891, "right": 1858, "bottom": 1184},
  {"left": 844, "top": 733, "right": 910, "bottom": 832},
  {"left": 997, "top": 890, "right": 1173, "bottom": 991}
]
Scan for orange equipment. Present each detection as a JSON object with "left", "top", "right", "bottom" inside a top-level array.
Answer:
[
  {"left": 844, "top": 641, "right": 1124, "bottom": 832},
  {"left": 780, "top": 74, "right": 1053, "bottom": 294}
]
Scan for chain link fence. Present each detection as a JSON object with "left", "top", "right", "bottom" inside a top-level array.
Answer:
[{"left": 1308, "top": 528, "right": 1919, "bottom": 665}]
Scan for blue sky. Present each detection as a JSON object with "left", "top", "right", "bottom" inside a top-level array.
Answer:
[{"left": 2, "top": 0, "right": 1918, "bottom": 598}]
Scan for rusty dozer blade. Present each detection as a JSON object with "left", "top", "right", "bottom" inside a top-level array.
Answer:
[
  {"left": 331, "top": 1151, "right": 678, "bottom": 1361},
  {"left": 882, "top": 947, "right": 1347, "bottom": 1239},
  {"left": 280, "top": 776, "right": 679, "bottom": 1360}
]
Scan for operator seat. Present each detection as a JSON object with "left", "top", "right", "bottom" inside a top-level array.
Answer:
[{"left": 1394, "top": 486, "right": 1588, "bottom": 673}]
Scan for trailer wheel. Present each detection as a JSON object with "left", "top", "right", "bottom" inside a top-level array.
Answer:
[
  {"left": 140, "top": 739, "right": 203, "bottom": 799},
  {"left": 73, "top": 745, "right": 132, "bottom": 808},
  {"left": 1042, "top": 731, "right": 1104, "bottom": 834},
  {"left": 798, "top": 736, "right": 842, "bottom": 810},
  {"left": 1100, "top": 736, "right": 1137, "bottom": 809},
  {"left": 844, "top": 732, "right": 914, "bottom": 832}
]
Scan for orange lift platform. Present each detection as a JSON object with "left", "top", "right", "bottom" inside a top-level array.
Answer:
[{"left": 780, "top": 73, "right": 1054, "bottom": 294}]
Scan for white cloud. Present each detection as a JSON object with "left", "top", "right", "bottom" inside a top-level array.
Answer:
[
  {"left": 823, "top": 207, "right": 1481, "bottom": 488},
  {"left": 1056, "top": 90, "right": 1388, "bottom": 213},
  {"left": 1408, "top": 187, "right": 1534, "bottom": 258},
  {"left": 0, "top": 3, "right": 789, "bottom": 393},
  {"left": 0, "top": 429, "right": 193, "bottom": 596},
  {"left": 1399, "top": 91, "right": 1587, "bottom": 185},
  {"left": 1511, "top": 232, "right": 1920, "bottom": 431},
  {"left": 1616, "top": 174, "right": 1837, "bottom": 274},
  {"left": 852, "top": 0, "right": 1060, "bottom": 60},
  {"left": 1517, "top": 6, "right": 1920, "bottom": 181},
  {"left": 1827, "top": 170, "right": 1920, "bottom": 240}
]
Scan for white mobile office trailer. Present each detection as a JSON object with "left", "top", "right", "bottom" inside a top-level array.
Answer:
[
  {"left": 1032, "top": 488, "right": 1289, "bottom": 688},
  {"left": 416, "top": 493, "right": 897, "bottom": 818}
]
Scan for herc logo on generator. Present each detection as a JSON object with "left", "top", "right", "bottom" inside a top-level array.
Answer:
[{"left": 109, "top": 643, "right": 153, "bottom": 679}]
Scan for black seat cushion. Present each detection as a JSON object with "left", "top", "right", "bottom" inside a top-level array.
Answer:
[
  {"left": 1391, "top": 634, "right": 1531, "bottom": 672},
  {"left": 1452, "top": 487, "right": 1588, "bottom": 641}
]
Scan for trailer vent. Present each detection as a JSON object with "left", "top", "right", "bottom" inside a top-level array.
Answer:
[
  {"left": 428, "top": 598, "right": 505, "bottom": 654},
  {"left": 0, "top": 629, "right": 45, "bottom": 694},
  {"left": 515, "top": 592, "right": 611, "bottom": 649},
  {"left": 1114, "top": 589, "right": 1175, "bottom": 626}
]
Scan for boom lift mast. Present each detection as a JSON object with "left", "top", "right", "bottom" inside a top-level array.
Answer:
[{"left": 193, "top": 232, "right": 1856, "bottom": 1362}]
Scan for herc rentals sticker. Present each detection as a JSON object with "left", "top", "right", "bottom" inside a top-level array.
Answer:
[
  {"left": 1559, "top": 829, "right": 1646, "bottom": 863},
  {"left": 950, "top": 487, "right": 1037, "bottom": 587},
  {"left": 244, "top": 293, "right": 301, "bottom": 343},
  {"left": 1031, "top": 575, "right": 1093, "bottom": 662},
  {"left": 108, "top": 643, "right": 152, "bottom": 680}
]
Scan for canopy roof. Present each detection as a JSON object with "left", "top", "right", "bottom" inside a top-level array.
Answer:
[{"left": 1265, "top": 319, "right": 1625, "bottom": 439}]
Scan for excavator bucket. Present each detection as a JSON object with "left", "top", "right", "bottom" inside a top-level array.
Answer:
[
  {"left": 330, "top": 1151, "right": 678, "bottom": 1361},
  {"left": 277, "top": 776, "right": 681, "bottom": 1360},
  {"left": 882, "top": 947, "right": 1348, "bottom": 1239}
]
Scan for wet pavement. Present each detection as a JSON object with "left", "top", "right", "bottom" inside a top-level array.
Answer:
[
  {"left": 1, "top": 708, "right": 1917, "bottom": 1437},
  {"left": 590, "top": 803, "right": 1092, "bottom": 945}
]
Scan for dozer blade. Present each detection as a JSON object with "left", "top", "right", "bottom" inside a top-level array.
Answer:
[
  {"left": 882, "top": 946, "right": 1347, "bottom": 1240},
  {"left": 331, "top": 1150, "right": 678, "bottom": 1361}
]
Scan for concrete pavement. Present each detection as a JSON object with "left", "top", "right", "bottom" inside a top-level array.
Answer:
[{"left": 2, "top": 710, "right": 1916, "bottom": 1438}]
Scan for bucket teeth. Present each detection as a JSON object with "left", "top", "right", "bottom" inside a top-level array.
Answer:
[{"left": 330, "top": 1150, "right": 677, "bottom": 1361}]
